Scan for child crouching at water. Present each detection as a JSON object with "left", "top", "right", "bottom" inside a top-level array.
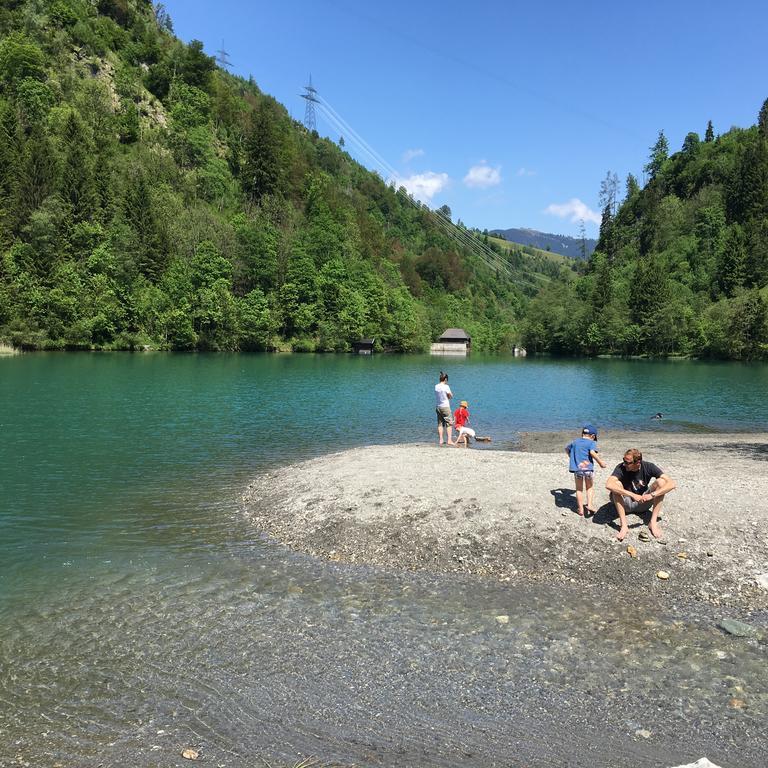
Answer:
[
  {"left": 453, "top": 400, "right": 492, "bottom": 447},
  {"left": 565, "top": 424, "right": 606, "bottom": 516}
]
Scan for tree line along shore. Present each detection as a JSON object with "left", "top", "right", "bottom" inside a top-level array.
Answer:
[{"left": 1, "top": 2, "right": 767, "bottom": 359}]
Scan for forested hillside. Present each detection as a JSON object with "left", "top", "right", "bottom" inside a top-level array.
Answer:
[
  {"left": 0, "top": 0, "right": 569, "bottom": 353},
  {"left": 522, "top": 111, "right": 768, "bottom": 359}
]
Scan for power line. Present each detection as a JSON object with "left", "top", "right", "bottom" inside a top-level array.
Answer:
[{"left": 313, "top": 94, "right": 529, "bottom": 283}]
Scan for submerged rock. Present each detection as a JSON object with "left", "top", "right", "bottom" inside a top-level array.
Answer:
[{"left": 717, "top": 618, "right": 756, "bottom": 637}]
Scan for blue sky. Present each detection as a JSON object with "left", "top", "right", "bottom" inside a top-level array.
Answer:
[{"left": 162, "top": 0, "right": 768, "bottom": 238}]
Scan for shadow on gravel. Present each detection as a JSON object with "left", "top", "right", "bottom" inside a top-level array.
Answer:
[
  {"left": 550, "top": 487, "right": 577, "bottom": 513},
  {"left": 591, "top": 502, "right": 619, "bottom": 529},
  {"left": 591, "top": 502, "right": 663, "bottom": 534}
]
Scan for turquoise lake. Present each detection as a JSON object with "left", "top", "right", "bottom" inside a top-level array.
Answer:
[{"left": 1, "top": 352, "right": 767, "bottom": 767}]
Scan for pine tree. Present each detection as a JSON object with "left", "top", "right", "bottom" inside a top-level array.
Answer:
[
  {"left": 704, "top": 120, "right": 715, "bottom": 143},
  {"left": 242, "top": 102, "right": 283, "bottom": 202},
  {"left": 0, "top": 99, "right": 18, "bottom": 234},
  {"left": 625, "top": 173, "right": 639, "bottom": 200},
  {"left": 717, "top": 224, "right": 747, "bottom": 297},
  {"left": 123, "top": 169, "right": 165, "bottom": 281},
  {"left": 596, "top": 204, "right": 615, "bottom": 261},
  {"left": 59, "top": 111, "right": 97, "bottom": 224},
  {"left": 758, "top": 98, "right": 768, "bottom": 139},
  {"left": 588, "top": 250, "right": 612, "bottom": 310},
  {"left": 12, "top": 126, "right": 57, "bottom": 233},
  {"left": 598, "top": 170, "right": 619, "bottom": 215},
  {"left": 727, "top": 137, "right": 768, "bottom": 222},
  {"left": 644, "top": 130, "right": 669, "bottom": 181}
]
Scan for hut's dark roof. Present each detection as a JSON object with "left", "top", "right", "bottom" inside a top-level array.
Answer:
[
  {"left": 355, "top": 338, "right": 375, "bottom": 345},
  {"left": 439, "top": 328, "right": 471, "bottom": 341}
]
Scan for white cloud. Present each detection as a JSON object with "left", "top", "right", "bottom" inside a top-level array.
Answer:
[
  {"left": 463, "top": 163, "right": 502, "bottom": 189},
  {"left": 516, "top": 167, "right": 537, "bottom": 177},
  {"left": 395, "top": 171, "right": 450, "bottom": 202},
  {"left": 402, "top": 148, "right": 425, "bottom": 163},
  {"left": 544, "top": 198, "right": 601, "bottom": 225}
]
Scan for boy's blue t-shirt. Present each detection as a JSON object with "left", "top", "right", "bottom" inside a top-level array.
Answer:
[{"left": 566, "top": 436, "right": 598, "bottom": 472}]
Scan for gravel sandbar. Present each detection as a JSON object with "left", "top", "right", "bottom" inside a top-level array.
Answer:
[{"left": 243, "top": 432, "right": 768, "bottom": 612}]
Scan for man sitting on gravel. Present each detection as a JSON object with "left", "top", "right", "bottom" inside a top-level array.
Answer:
[{"left": 605, "top": 448, "right": 676, "bottom": 542}]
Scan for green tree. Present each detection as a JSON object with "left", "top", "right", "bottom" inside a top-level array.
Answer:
[
  {"left": 0, "top": 33, "right": 45, "bottom": 89},
  {"left": 681, "top": 131, "right": 700, "bottom": 155},
  {"left": 629, "top": 255, "right": 671, "bottom": 335},
  {"left": 625, "top": 173, "right": 640, "bottom": 200},
  {"left": 190, "top": 240, "right": 232, "bottom": 290},
  {"left": 12, "top": 126, "right": 57, "bottom": 232},
  {"left": 241, "top": 101, "right": 283, "bottom": 202},
  {"left": 644, "top": 130, "right": 669, "bottom": 182},
  {"left": 694, "top": 204, "right": 725, "bottom": 293},
  {"left": 180, "top": 39, "right": 214, "bottom": 89},
  {"left": 231, "top": 212, "right": 279, "bottom": 294},
  {"left": 122, "top": 168, "right": 166, "bottom": 281},
  {"left": 758, "top": 98, "right": 768, "bottom": 140},
  {"left": 728, "top": 290, "right": 768, "bottom": 359},
  {"left": 237, "top": 288, "right": 275, "bottom": 350},
  {"left": 717, "top": 224, "right": 747, "bottom": 297},
  {"left": 59, "top": 110, "right": 97, "bottom": 224}
]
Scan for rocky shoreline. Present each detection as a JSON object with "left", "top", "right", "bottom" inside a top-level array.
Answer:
[{"left": 242, "top": 433, "right": 768, "bottom": 616}]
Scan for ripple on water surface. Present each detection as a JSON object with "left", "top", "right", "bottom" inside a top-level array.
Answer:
[{"left": 1, "top": 541, "right": 766, "bottom": 768}]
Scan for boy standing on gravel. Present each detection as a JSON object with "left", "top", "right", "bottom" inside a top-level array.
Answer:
[{"left": 565, "top": 424, "right": 606, "bottom": 517}]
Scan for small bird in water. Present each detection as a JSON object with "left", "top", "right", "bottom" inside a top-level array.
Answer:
[{"left": 651, "top": 412, "right": 663, "bottom": 420}]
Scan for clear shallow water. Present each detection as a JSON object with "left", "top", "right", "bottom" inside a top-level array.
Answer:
[{"left": 1, "top": 353, "right": 767, "bottom": 766}]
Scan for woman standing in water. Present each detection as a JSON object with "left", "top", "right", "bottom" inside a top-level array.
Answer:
[{"left": 434, "top": 371, "right": 454, "bottom": 445}]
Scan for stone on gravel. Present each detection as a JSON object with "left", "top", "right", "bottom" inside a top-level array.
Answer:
[
  {"left": 717, "top": 618, "right": 756, "bottom": 637},
  {"left": 669, "top": 760, "right": 722, "bottom": 768},
  {"left": 657, "top": 571, "right": 670, "bottom": 580}
]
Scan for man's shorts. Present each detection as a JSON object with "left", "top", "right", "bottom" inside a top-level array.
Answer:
[
  {"left": 574, "top": 469, "right": 594, "bottom": 479},
  {"left": 436, "top": 406, "right": 453, "bottom": 426},
  {"left": 620, "top": 495, "right": 653, "bottom": 514}
]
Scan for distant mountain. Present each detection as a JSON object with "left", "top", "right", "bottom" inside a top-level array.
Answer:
[{"left": 490, "top": 228, "right": 596, "bottom": 260}]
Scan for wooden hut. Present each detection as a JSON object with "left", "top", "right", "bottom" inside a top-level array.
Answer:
[
  {"left": 352, "top": 338, "right": 375, "bottom": 355},
  {"left": 430, "top": 328, "right": 471, "bottom": 356}
]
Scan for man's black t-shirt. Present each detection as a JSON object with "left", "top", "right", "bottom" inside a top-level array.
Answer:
[{"left": 610, "top": 461, "right": 663, "bottom": 495}]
